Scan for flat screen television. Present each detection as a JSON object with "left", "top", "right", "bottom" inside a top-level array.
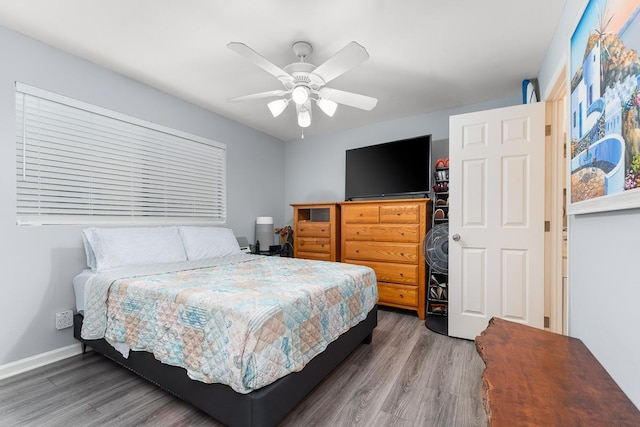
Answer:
[{"left": 345, "top": 134, "right": 432, "bottom": 201}]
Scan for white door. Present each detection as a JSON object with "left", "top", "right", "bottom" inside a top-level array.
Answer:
[{"left": 448, "top": 103, "right": 545, "bottom": 340}]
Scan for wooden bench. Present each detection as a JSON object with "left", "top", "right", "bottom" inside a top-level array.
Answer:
[{"left": 475, "top": 317, "right": 640, "bottom": 426}]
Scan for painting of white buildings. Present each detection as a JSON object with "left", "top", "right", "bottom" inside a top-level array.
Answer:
[{"left": 570, "top": 0, "right": 640, "bottom": 204}]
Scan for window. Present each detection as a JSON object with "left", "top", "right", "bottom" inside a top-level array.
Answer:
[{"left": 15, "top": 83, "right": 226, "bottom": 226}]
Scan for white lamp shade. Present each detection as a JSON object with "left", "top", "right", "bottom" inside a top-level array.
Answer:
[
  {"left": 297, "top": 109, "right": 311, "bottom": 128},
  {"left": 317, "top": 98, "right": 338, "bottom": 117},
  {"left": 292, "top": 86, "right": 310, "bottom": 105},
  {"left": 255, "top": 216, "right": 274, "bottom": 248},
  {"left": 267, "top": 99, "right": 288, "bottom": 117}
]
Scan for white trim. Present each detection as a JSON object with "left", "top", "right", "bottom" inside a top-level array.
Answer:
[
  {"left": 567, "top": 189, "right": 640, "bottom": 215},
  {"left": 541, "top": 51, "right": 567, "bottom": 101},
  {"left": 0, "top": 343, "right": 84, "bottom": 380},
  {"left": 550, "top": 97, "right": 566, "bottom": 334},
  {"left": 545, "top": 65, "right": 569, "bottom": 335},
  {"left": 16, "top": 216, "right": 225, "bottom": 227}
]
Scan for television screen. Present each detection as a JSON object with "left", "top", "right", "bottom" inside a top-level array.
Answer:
[{"left": 345, "top": 134, "right": 432, "bottom": 200}]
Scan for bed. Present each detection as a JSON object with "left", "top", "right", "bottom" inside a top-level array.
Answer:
[{"left": 73, "top": 225, "right": 378, "bottom": 427}]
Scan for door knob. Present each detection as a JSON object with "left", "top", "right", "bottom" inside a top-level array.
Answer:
[{"left": 452, "top": 234, "right": 460, "bottom": 241}]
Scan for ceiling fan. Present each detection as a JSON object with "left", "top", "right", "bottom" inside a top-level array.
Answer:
[{"left": 227, "top": 41, "right": 378, "bottom": 131}]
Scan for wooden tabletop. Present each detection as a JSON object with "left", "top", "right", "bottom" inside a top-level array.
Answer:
[{"left": 475, "top": 317, "right": 640, "bottom": 427}]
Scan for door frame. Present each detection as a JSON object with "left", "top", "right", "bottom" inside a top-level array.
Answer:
[{"left": 546, "top": 68, "right": 568, "bottom": 334}]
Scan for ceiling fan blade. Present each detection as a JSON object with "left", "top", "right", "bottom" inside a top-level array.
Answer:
[
  {"left": 228, "top": 90, "right": 288, "bottom": 102},
  {"left": 311, "top": 41, "right": 369, "bottom": 84},
  {"left": 320, "top": 88, "right": 377, "bottom": 111},
  {"left": 227, "top": 42, "right": 293, "bottom": 82}
]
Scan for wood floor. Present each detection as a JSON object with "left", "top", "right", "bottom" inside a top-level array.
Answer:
[{"left": 0, "top": 308, "right": 488, "bottom": 427}]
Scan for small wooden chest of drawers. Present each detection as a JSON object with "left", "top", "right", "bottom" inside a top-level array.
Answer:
[
  {"left": 340, "top": 199, "right": 429, "bottom": 319},
  {"left": 291, "top": 203, "right": 340, "bottom": 262}
]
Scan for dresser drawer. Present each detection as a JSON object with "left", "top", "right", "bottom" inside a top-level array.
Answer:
[
  {"left": 345, "top": 260, "right": 418, "bottom": 285},
  {"left": 377, "top": 282, "right": 418, "bottom": 307},
  {"left": 296, "top": 221, "right": 331, "bottom": 237},
  {"left": 342, "top": 205, "right": 380, "bottom": 223},
  {"left": 297, "top": 237, "right": 331, "bottom": 253},
  {"left": 380, "top": 203, "right": 421, "bottom": 223},
  {"left": 296, "top": 251, "right": 331, "bottom": 261},
  {"left": 342, "top": 224, "right": 420, "bottom": 243},
  {"left": 344, "top": 241, "right": 419, "bottom": 264}
]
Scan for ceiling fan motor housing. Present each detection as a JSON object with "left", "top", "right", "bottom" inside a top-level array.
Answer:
[
  {"left": 282, "top": 62, "right": 323, "bottom": 92},
  {"left": 291, "top": 41, "right": 312, "bottom": 59}
]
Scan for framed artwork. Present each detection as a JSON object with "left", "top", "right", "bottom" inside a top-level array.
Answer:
[{"left": 568, "top": 0, "right": 640, "bottom": 214}]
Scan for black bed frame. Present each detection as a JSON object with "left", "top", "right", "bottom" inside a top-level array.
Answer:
[{"left": 73, "top": 306, "right": 377, "bottom": 427}]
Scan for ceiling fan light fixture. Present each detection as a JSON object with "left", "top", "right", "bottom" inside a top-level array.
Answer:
[
  {"left": 227, "top": 40, "right": 378, "bottom": 136},
  {"left": 297, "top": 108, "right": 311, "bottom": 128},
  {"left": 317, "top": 98, "right": 338, "bottom": 117},
  {"left": 267, "top": 99, "right": 289, "bottom": 117},
  {"left": 292, "top": 86, "right": 310, "bottom": 105}
]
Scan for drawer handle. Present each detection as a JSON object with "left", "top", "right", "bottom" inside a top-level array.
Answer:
[
  {"left": 399, "top": 293, "right": 404, "bottom": 298},
  {"left": 356, "top": 231, "right": 360, "bottom": 235},
  {"left": 396, "top": 212, "right": 401, "bottom": 216},
  {"left": 321, "top": 244, "right": 325, "bottom": 248},
  {"left": 300, "top": 228, "right": 304, "bottom": 232},
  {"left": 321, "top": 228, "right": 325, "bottom": 232},
  {"left": 359, "top": 213, "right": 363, "bottom": 217},
  {"left": 400, "top": 252, "right": 405, "bottom": 256},
  {"left": 400, "top": 232, "right": 404, "bottom": 236},
  {"left": 355, "top": 249, "right": 359, "bottom": 253},
  {"left": 399, "top": 273, "right": 404, "bottom": 277}
]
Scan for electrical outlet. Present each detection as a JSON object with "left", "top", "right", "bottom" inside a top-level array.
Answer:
[{"left": 55, "top": 310, "right": 74, "bottom": 330}]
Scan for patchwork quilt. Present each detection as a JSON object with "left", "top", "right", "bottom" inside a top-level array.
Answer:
[{"left": 82, "top": 255, "right": 377, "bottom": 393}]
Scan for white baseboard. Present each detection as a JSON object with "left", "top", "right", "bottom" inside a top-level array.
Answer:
[{"left": 0, "top": 343, "right": 84, "bottom": 380}]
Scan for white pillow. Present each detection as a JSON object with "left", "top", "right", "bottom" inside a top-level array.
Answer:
[
  {"left": 82, "top": 233, "right": 98, "bottom": 271},
  {"left": 82, "top": 226, "right": 187, "bottom": 272},
  {"left": 178, "top": 226, "right": 242, "bottom": 260}
]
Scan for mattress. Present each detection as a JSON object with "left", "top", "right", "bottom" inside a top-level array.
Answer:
[{"left": 78, "top": 255, "right": 377, "bottom": 393}]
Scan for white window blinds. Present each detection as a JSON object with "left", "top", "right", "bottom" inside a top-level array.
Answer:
[{"left": 15, "top": 83, "right": 226, "bottom": 226}]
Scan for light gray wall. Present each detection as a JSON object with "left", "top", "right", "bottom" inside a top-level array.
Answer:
[
  {"left": 538, "top": 0, "right": 640, "bottom": 408},
  {"left": 283, "top": 0, "right": 640, "bottom": 409},
  {"left": 7, "top": 0, "right": 639, "bottom": 410},
  {"left": 0, "top": 25, "right": 285, "bottom": 365},
  {"left": 283, "top": 96, "right": 518, "bottom": 225}
]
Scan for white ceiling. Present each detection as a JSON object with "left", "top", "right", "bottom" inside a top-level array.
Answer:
[{"left": 0, "top": 0, "right": 566, "bottom": 141}]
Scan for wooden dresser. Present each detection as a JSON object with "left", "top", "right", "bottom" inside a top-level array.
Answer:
[
  {"left": 291, "top": 202, "right": 340, "bottom": 262},
  {"left": 340, "top": 198, "right": 429, "bottom": 319}
]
